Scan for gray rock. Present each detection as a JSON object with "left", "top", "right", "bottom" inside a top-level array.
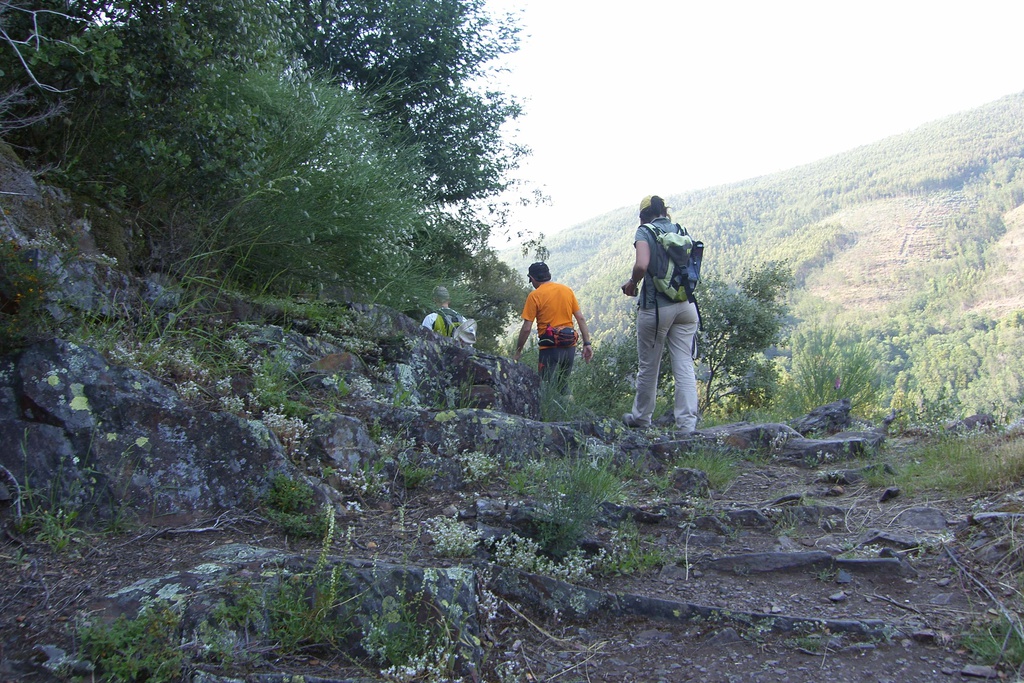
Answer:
[
  {"left": 880, "top": 487, "right": 901, "bottom": 502},
  {"left": 694, "top": 422, "right": 802, "bottom": 451},
  {"left": 961, "top": 664, "right": 1000, "bottom": 679},
  {"left": 306, "top": 413, "right": 378, "bottom": 472},
  {"left": 789, "top": 399, "right": 852, "bottom": 436},
  {"left": 896, "top": 507, "right": 948, "bottom": 530},
  {"left": 725, "top": 509, "right": 773, "bottom": 528},
  {"left": 857, "top": 529, "right": 922, "bottom": 550},
  {"left": 817, "top": 462, "right": 896, "bottom": 485},
  {"left": 672, "top": 467, "right": 710, "bottom": 496},
  {"left": 706, "top": 627, "right": 745, "bottom": 646},
  {"left": 0, "top": 339, "right": 296, "bottom": 521},
  {"left": 834, "top": 557, "right": 915, "bottom": 577},
  {"left": 705, "top": 551, "right": 832, "bottom": 574},
  {"left": 776, "top": 431, "right": 885, "bottom": 467}
]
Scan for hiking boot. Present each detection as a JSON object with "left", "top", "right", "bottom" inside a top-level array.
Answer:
[
  {"left": 653, "top": 414, "right": 675, "bottom": 428},
  {"left": 622, "top": 413, "right": 650, "bottom": 429}
]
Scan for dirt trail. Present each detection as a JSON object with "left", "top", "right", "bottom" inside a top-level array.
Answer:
[{"left": 1, "top": 451, "right": 1017, "bottom": 683}]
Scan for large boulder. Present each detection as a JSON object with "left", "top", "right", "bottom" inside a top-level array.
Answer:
[{"left": 0, "top": 339, "right": 295, "bottom": 522}]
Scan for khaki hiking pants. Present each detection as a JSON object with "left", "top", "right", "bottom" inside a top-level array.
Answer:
[{"left": 626, "top": 300, "right": 700, "bottom": 432}]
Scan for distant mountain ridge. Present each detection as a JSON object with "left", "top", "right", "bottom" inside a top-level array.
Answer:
[
  {"left": 506, "top": 91, "right": 1024, "bottom": 342},
  {"left": 502, "top": 91, "right": 1024, "bottom": 418}
]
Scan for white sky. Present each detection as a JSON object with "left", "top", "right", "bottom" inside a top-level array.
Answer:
[{"left": 485, "top": 0, "right": 1024, "bottom": 246}]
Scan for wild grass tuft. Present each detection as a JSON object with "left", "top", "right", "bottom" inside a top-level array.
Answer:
[
  {"left": 894, "top": 432, "right": 1024, "bottom": 495},
  {"left": 961, "top": 615, "right": 1024, "bottom": 670},
  {"left": 671, "top": 446, "right": 741, "bottom": 491},
  {"left": 596, "top": 519, "right": 669, "bottom": 576},
  {"left": 527, "top": 455, "right": 623, "bottom": 558},
  {"left": 260, "top": 474, "right": 327, "bottom": 538}
]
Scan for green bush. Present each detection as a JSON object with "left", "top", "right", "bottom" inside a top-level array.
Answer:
[
  {"left": 261, "top": 474, "right": 326, "bottom": 538},
  {"left": 0, "top": 241, "right": 52, "bottom": 352},
  {"left": 778, "top": 323, "right": 882, "bottom": 419},
  {"left": 528, "top": 455, "right": 622, "bottom": 558},
  {"left": 79, "top": 603, "right": 184, "bottom": 683}
]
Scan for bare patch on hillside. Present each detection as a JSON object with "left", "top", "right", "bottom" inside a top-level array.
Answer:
[
  {"left": 967, "top": 203, "right": 1024, "bottom": 318},
  {"left": 801, "top": 193, "right": 972, "bottom": 312}
]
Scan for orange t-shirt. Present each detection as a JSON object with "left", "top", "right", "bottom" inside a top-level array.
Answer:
[{"left": 521, "top": 282, "right": 579, "bottom": 333}]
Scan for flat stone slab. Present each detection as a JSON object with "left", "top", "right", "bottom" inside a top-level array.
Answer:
[
  {"left": 776, "top": 430, "right": 885, "bottom": 466},
  {"left": 487, "top": 564, "right": 887, "bottom": 638},
  {"left": 704, "top": 551, "right": 833, "bottom": 574}
]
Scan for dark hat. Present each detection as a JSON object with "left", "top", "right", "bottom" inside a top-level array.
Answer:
[{"left": 528, "top": 262, "right": 551, "bottom": 282}]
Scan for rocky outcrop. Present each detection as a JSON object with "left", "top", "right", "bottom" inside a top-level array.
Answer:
[
  {"left": 0, "top": 328, "right": 890, "bottom": 527},
  {"left": 0, "top": 339, "right": 296, "bottom": 522}
]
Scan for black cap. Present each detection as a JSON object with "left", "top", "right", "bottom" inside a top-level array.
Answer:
[{"left": 528, "top": 262, "right": 551, "bottom": 282}]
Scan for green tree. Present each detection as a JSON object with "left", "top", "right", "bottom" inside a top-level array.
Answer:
[
  {"left": 0, "top": 0, "right": 530, "bottom": 345},
  {"left": 288, "top": 0, "right": 526, "bottom": 205},
  {"left": 697, "top": 262, "right": 791, "bottom": 416}
]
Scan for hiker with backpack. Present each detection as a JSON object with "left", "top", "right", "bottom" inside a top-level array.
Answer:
[
  {"left": 422, "top": 286, "right": 476, "bottom": 346},
  {"left": 620, "top": 195, "right": 701, "bottom": 432},
  {"left": 513, "top": 262, "right": 593, "bottom": 395}
]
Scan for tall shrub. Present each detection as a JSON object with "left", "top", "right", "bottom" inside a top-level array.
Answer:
[
  {"left": 697, "top": 262, "right": 791, "bottom": 417},
  {"left": 779, "top": 323, "right": 882, "bottom": 418}
]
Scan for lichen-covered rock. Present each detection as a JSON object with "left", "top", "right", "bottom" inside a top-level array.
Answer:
[
  {"left": 91, "top": 544, "right": 485, "bottom": 681},
  {"left": 0, "top": 339, "right": 294, "bottom": 521}
]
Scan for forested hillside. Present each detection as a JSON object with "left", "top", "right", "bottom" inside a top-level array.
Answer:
[{"left": 510, "top": 92, "right": 1024, "bottom": 421}]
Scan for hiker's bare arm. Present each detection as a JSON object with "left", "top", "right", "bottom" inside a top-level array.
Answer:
[
  {"left": 513, "top": 319, "right": 533, "bottom": 361},
  {"left": 622, "top": 240, "right": 650, "bottom": 296},
  {"left": 574, "top": 310, "right": 594, "bottom": 363}
]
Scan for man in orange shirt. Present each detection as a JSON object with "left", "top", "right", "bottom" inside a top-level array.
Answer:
[{"left": 513, "top": 262, "right": 593, "bottom": 394}]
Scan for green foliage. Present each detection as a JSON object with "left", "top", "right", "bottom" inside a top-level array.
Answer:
[
  {"left": 261, "top": 474, "right": 327, "bottom": 539},
  {"left": 260, "top": 566, "right": 353, "bottom": 652},
  {"left": 252, "top": 352, "right": 308, "bottom": 418},
  {"left": 199, "top": 71, "right": 430, "bottom": 297},
  {"left": 888, "top": 313, "right": 1024, "bottom": 424},
  {"left": 671, "top": 447, "right": 741, "bottom": 491},
  {"left": 566, "top": 335, "right": 637, "bottom": 418},
  {"left": 78, "top": 602, "right": 185, "bottom": 683},
  {"left": 961, "top": 616, "right": 1024, "bottom": 670},
  {"left": 596, "top": 519, "right": 669, "bottom": 577},
  {"left": 893, "top": 432, "right": 1024, "bottom": 495},
  {"left": 526, "top": 455, "right": 623, "bottom": 558},
  {"left": 215, "top": 508, "right": 356, "bottom": 654},
  {"left": 0, "top": 241, "right": 53, "bottom": 352},
  {"left": 526, "top": 335, "right": 637, "bottom": 423},
  {"left": 1, "top": 0, "right": 530, "bottom": 348},
  {"left": 397, "top": 455, "right": 434, "bottom": 490},
  {"left": 289, "top": 0, "right": 525, "bottom": 205},
  {"left": 27, "top": 506, "right": 85, "bottom": 553},
  {"left": 697, "top": 262, "right": 792, "bottom": 417},
  {"left": 361, "top": 588, "right": 459, "bottom": 680},
  {"left": 779, "top": 323, "right": 882, "bottom": 419},
  {"left": 491, "top": 532, "right": 596, "bottom": 583},
  {"left": 425, "top": 516, "right": 482, "bottom": 558}
]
